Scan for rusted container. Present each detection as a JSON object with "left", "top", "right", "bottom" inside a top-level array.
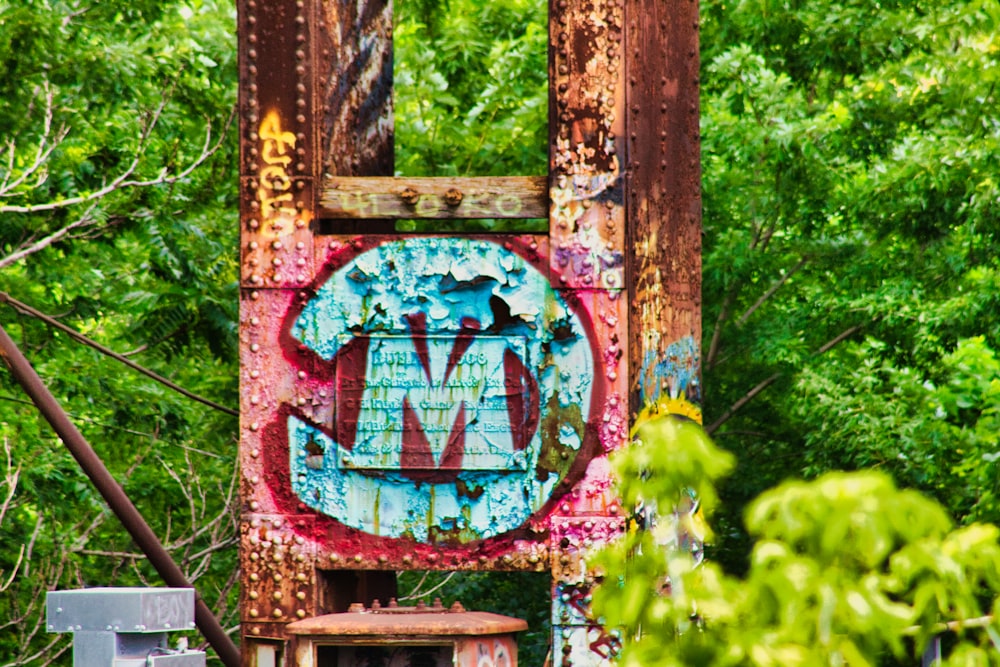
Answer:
[{"left": 286, "top": 600, "right": 525, "bottom": 667}]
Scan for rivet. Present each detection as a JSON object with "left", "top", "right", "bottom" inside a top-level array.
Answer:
[
  {"left": 249, "top": 591, "right": 258, "bottom": 600},
  {"left": 249, "top": 501, "right": 260, "bottom": 510},
  {"left": 251, "top": 627, "right": 260, "bottom": 635},
  {"left": 249, "top": 608, "right": 259, "bottom": 618},
  {"left": 249, "top": 422, "right": 259, "bottom": 431},
  {"left": 329, "top": 553, "right": 340, "bottom": 562},
  {"left": 251, "top": 449, "right": 260, "bottom": 458},
  {"left": 296, "top": 609, "right": 306, "bottom": 619},
  {"left": 353, "top": 554, "right": 363, "bottom": 563},
  {"left": 272, "top": 609, "right": 282, "bottom": 618},
  {"left": 273, "top": 591, "right": 283, "bottom": 600}
]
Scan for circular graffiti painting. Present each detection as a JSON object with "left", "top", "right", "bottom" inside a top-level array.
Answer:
[{"left": 284, "top": 237, "right": 600, "bottom": 544}]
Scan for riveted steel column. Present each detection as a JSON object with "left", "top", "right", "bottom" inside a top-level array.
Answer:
[
  {"left": 624, "top": 0, "right": 702, "bottom": 421},
  {"left": 548, "top": 1, "right": 630, "bottom": 664}
]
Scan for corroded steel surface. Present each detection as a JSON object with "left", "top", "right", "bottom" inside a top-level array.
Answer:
[
  {"left": 549, "top": 0, "right": 626, "bottom": 291},
  {"left": 240, "top": 515, "right": 316, "bottom": 635},
  {"left": 624, "top": 0, "right": 702, "bottom": 419},
  {"left": 240, "top": 234, "right": 615, "bottom": 566},
  {"left": 287, "top": 602, "right": 527, "bottom": 636},
  {"left": 239, "top": 0, "right": 317, "bottom": 290}
]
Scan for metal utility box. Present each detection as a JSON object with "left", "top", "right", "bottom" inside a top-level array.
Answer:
[
  {"left": 47, "top": 588, "right": 205, "bottom": 667},
  {"left": 286, "top": 599, "right": 525, "bottom": 667}
]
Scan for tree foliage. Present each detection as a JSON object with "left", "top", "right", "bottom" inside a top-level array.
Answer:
[
  {"left": 0, "top": 1, "right": 239, "bottom": 663},
  {"left": 698, "top": 0, "right": 1000, "bottom": 570},
  {"left": 595, "top": 417, "right": 1000, "bottom": 666}
]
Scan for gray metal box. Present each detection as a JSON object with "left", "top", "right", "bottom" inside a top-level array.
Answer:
[
  {"left": 116, "top": 654, "right": 207, "bottom": 667},
  {"left": 63, "top": 631, "right": 205, "bottom": 667},
  {"left": 47, "top": 588, "right": 196, "bottom": 633}
]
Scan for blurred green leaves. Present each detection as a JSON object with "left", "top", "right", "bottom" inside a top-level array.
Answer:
[{"left": 595, "top": 417, "right": 1000, "bottom": 666}]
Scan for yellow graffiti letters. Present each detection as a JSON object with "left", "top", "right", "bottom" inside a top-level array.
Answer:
[{"left": 257, "top": 111, "right": 298, "bottom": 237}]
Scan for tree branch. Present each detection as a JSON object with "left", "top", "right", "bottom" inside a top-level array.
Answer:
[
  {"left": 737, "top": 256, "right": 809, "bottom": 326},
  {"left": 0, "top": 97, "right": 234, "bottom": 216},
  {"left": 707, "top": 321, "right": 869, "bottom": 434},
  {"left": 0, "top": 207, "right": 102, "bottom": 272},
  {"left": 0, "top": 291, "right": 238, "bottom": 416},
  {"left": 706, "top": 373, "right": 781, "bottom": 435}
]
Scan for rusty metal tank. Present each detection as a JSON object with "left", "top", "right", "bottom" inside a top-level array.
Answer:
[{"left": 286, "top": 599, "right": 526, "bottom": 667}]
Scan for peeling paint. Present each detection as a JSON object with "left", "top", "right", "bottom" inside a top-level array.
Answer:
[
  {"left": 284, "top": 238, "right": 598, "bottom": 544},
  {"left": 636, "top": 334, "right": 700, "bottom": 407}
]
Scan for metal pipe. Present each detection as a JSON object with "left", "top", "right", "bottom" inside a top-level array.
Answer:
[{"left": 0, "top": 324, "right": 241, "bottom": 667}]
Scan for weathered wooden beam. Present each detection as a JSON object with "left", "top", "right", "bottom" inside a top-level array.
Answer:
[{"left": 319, "top": 176, "right": 548, "bottom": 219}]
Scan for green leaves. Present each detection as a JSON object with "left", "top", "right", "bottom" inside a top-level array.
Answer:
[
  {"left": 595, "top": 418, "right": 1000, "bottom": 666},
  {"left": 394, "top": 0, "right": 547, "bottom": 177},
  {"left": 700, "top": 0, "right": 1000, "bottom": 576}
]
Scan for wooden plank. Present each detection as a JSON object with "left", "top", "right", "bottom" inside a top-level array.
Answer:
[
  {"left": 319, "top": 176, "right": 548, "bottom": 219},
  {"left": 625, "top": 0, "right": 703, "bottom": 418}
]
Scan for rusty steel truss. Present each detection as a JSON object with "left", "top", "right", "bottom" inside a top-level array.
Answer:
[{"left": 237, "top": 0, "right": 700, "bottom": 664}]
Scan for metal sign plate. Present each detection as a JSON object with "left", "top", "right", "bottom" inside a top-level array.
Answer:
[{"left": 334, "top": 334, "right": 528, "bottom": 472}]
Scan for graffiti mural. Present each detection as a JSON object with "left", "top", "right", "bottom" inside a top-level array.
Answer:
[
  {"left": 284, "top": 237, "right": 599, "bottom": 543},
  {"left": 241, "top": 235, "right": 615, "bottom": 569}
]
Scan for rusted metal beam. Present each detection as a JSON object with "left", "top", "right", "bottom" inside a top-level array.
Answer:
[
  {"left": 625, "top": 0, "right": 703, "bottom": 418},
  {"left": 239, "top": 0, "right": 319, "bottom": 290},
  {"left": 317, "top": 0, "right": 393, "bottom": 178},
  {"left": 549, "top": 0, "right": 627, "bottom": 290},
  {"left": 0, "top": 324, "right": 241, "bottom": 667},
  {"left": 319, "top": 176, "right": 548, "bottom": 219}
]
